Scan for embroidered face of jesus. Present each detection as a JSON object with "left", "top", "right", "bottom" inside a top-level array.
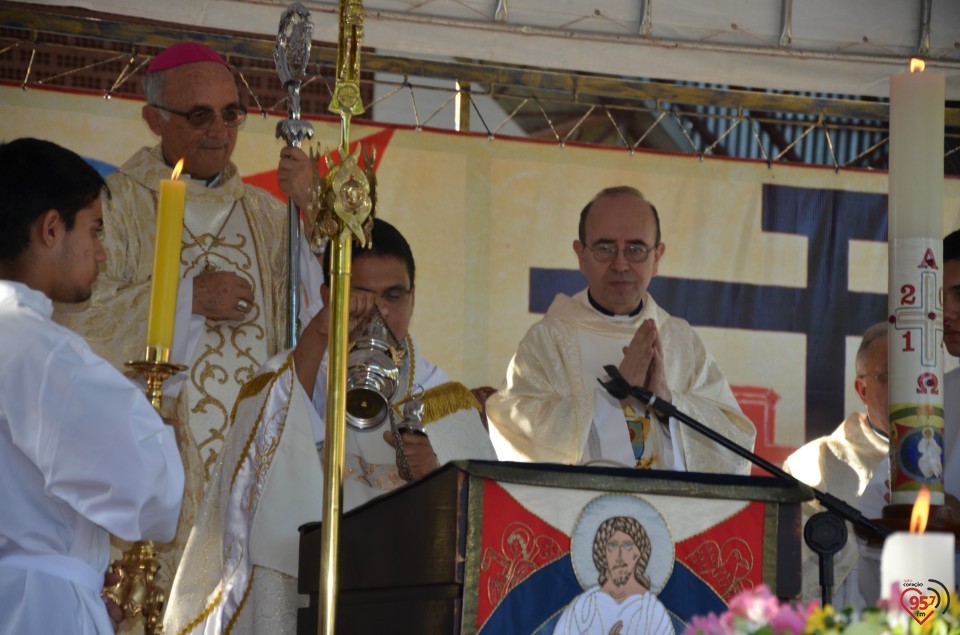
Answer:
[
  {"left": 605, "top": 530, "right": 641, "bottom": 588},
  {"left": 593, "top": 515, "right": 654, "bottom": 592}
]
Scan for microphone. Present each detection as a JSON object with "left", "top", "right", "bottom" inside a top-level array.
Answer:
[{"left": 597, "top": 364, "right": 891, "bottom": 606}]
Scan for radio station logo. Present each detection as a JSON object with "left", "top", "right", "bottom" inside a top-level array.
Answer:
[{"left": 899, "top": 578, "right": 951, "bottom": 625}]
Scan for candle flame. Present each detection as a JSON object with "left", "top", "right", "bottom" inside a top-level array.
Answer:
[
  {"left": 910, "top": 487, "right": 931, "bottom": 533},
  {"left": 171, "top": 159, "right": 184, "bottom": 181},
  {"left": 910, "top": 58, "right": 926, "bottom": 73}
]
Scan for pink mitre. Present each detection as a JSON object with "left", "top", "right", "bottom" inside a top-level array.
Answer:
[{"left": 147, "top": 42, "right": 230, "bottom": 74}]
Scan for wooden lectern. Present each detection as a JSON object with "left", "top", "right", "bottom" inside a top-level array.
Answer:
[{"left": 298, "top": 461, "right": 807, "bottom": 634}]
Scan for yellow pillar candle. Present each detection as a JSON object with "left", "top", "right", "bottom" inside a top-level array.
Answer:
[{"left": 145, "top": 159, "right": 186, "bottom": 360}]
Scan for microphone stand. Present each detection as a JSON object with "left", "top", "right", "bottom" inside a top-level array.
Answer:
[{"left": 598, "top": 364, "right": 891, "bottom": 607}]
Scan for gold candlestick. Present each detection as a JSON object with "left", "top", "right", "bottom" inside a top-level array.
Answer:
[
  {"left": 102, "top": 541, "right": 164, "bottom": 634},
  {"left": 128, "top": 346, "right": 188, "bottom": 411},
  {"left": 101, "top": 347, "right": 186, "bottom": 634}
]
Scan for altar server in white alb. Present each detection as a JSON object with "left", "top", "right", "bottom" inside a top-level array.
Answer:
[
  {"left": 486, "top": 186, "right": 755, "bottom": 473},
  {"left": 0, "top": 138, "right": 184, "bottom": 634},
  {"left": 164, "top": 218, "right": 496, "bottom": 634}
]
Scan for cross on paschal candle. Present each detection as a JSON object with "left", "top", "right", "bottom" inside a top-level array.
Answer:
[{"left": 891, "top": 264, "right": 943, "bottom": 369}]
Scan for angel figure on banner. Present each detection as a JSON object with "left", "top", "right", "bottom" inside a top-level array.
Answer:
[{"left": 553, "top": 495, "right": 677, "bottom": 635}]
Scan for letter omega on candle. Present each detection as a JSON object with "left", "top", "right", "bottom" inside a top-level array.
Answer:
[{"left": 145, "top": 160, "right": 186, "bottom": 357}]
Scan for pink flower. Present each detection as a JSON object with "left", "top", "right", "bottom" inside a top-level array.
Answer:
[
  {"left": 726, "top": 585, "right": 780, "bottom": 624},
  {"left": 767, "top": 603, "right": 810, "bottom": 635},
  {"left": 683, "top": 613, "right": 728, "bottom": 635}
]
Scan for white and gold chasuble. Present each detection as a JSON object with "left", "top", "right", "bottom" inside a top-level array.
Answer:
[
  {"left": 53, "top": 145, "right": 290, "bottom": 627},
  {"left": 486, "top": 290, "right": 756, "bottom": 475},
  {"left": 164, "top": 340, "right": 496, "bottom": 634}
]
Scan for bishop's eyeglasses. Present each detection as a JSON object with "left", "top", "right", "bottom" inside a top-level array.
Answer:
[
  {"left": 584, "top": 242, "right": 658, "bottom": 264},
  {"left": 150, "top": 104, "right": 248, "bottom": 129}
]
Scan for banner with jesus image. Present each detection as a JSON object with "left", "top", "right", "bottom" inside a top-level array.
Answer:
[{"left": 467, "top": 477, "right": 790, "bottom": 634}]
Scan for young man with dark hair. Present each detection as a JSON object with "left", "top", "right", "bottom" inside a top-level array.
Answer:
[
  {"left": 0, "top": 138, "right": 184, "bottom": 634},
  {"left": 322, "top": 215, "right": 416, "bottom": 288}
]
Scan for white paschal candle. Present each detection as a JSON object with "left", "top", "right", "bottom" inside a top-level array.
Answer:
[
  {"left": 886, "top": 60, "right": 947, "bottom": 506},
  {"left": 889, "top": 59, "right": 944, "bottom": 240}
]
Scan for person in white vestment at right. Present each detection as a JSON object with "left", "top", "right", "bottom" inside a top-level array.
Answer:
[
  {"left": 486, "top": 185, "right": 755, "bottom": 474},
  {"left": 164, "top": 218, "right": 496, "bottom": 634},
  {"left": 781, "top": 323, "right": 889, "bottom": 608},
  {"left": 857, "top": 229, "right": 960, "bottom": 605},
  {"left": 0, "top": 138, "right": 184, "bottom": 635}
]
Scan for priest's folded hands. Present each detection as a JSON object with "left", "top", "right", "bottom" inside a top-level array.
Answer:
[{"left": 619, "top": 317, "right": 673, "bottom": 406}]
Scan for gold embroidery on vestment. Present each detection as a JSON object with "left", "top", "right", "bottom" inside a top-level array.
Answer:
[
  {"left": 177, "top": 588, "right": 224, "bottom": 635},
  {"left": 224, "top": 566, "right": 255, "bottom": 635}
]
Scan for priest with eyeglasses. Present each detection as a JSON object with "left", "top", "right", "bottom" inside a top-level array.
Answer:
[
  {"left": 53, "top": 42, "right": 326, "bottom": 621},
  {"left": 486, "top": 186, "right": 755, "bottom": 474}
]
